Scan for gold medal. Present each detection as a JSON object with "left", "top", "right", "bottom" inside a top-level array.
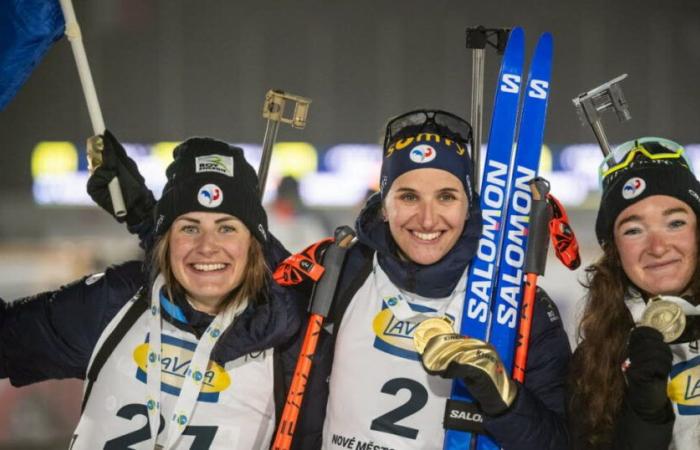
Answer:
[
  {"left": 413, "top": 317, "right": 455, "bottom": 355},
  {"left": 640, "top": 296, "right": 686, "bottom": 343}
]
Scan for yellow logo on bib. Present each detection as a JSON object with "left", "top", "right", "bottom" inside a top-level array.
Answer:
[
  {"left": 372, "top": 298, "right": 446, "bottom": 361},
  {"left": 133, "top": 334, "right": 230, "bottom": 402},
  {"left": 668, "top": 355, "right": 700, "bottom": 415}
]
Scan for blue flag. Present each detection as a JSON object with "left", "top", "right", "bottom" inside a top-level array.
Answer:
[{"left": 0, "top": 0, "right": 65, "bottom": 110}]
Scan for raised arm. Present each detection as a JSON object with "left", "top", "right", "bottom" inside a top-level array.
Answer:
[{"left": 0, "top": 260, "right": 144, "bottom": 386}]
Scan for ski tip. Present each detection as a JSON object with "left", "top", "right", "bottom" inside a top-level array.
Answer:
[
  {"left": 509, "top": 26, "right": 525, "bottom": 40},
  {"left": 538, "top": 32, "right": 554, "bottom": 46},
  {"left": 532, "top": 32, "right": 554, "bottom": 60},
  {"left": 503, "top": 26, "right": 525, "bottom": 58}
]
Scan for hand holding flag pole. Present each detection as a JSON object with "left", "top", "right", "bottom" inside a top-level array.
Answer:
[{"left": 57, "top": 0, "right": 126, "bottom": 217}]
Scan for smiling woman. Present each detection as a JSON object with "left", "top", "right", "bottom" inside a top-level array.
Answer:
[
  {"left": 312, "top": 109, "right": 570, "bottom": 450},
  {"left": 154, "top": 212, "right": 262, "bottom": 314},
  {"left": 383, "top": 167, "right": 469, "bottom": 265},
  {"left": 570, "top": 137, "right": 700, "bottom": 450},
  {"left": 0, "top": 135, "right": 304, "bottom": 450},
  {"left": 613, "top": 196, "right": 698, "bottom": 296}
]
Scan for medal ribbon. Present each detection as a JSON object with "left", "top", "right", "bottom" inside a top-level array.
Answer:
[{"left": 145, "top": 274, "right": 246, "bottom": 449}]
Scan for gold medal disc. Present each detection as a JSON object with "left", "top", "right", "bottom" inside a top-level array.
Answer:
[
  {"left": 413, "top": 317, "right": 455, "bottom": 355},
  {"left": 640, "top": 298, "right": 686, "bottom": 343}
]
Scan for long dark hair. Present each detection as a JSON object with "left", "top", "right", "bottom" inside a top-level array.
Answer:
[
  {"left": 572, "top": 231, "right": 700, "bottom": 445},
  {"left": 570, "top": 243, "right": 632, "bottom": 445}
]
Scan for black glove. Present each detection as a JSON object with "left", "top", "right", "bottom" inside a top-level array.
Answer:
[
  {"left": 416, "top": 320, "right": 517, "bottom": 416},
  {"left": 86, "top": 129, "right": 155, "bottom": 228},
  {"left": 624, "top": 326, "right": 673, "bottom": 422}
]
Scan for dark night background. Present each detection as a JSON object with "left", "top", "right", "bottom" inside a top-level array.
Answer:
[{"left": 0, "top": 1, "right": 698, "bottom": 447}]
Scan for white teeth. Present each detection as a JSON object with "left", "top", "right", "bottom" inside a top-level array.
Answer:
[
  {"left": 193, "top": 263, "right": 226, "bottom": 272},
  {"left": 413, "top": 231, "right": 441, "bottom": 241}
]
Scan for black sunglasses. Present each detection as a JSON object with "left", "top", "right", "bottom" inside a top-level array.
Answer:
[{"left": 383, "top": 109, "right": 473, "bottom": 151}]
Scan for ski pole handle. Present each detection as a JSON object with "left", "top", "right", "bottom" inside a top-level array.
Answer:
[
  {"left": 308, "top": 226, "right": 355, "bottom": 317},
  {"left": 523, "top": 178, "right": 551, "bottom": 276},
  {"left": 272, "top": 226, "right": 356, "bottom": 450},
  {"left": 58, "top": 0, "right": 126, "bottom": 217},
  {"left": 513, "top": 177, "right": 551, "bottom": 383}
]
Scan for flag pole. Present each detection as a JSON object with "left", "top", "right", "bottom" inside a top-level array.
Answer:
[{"left": 58, "top": 0, "right": 126, "bottom": 217}]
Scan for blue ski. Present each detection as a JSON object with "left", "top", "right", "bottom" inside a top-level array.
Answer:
[
  {"left": 444, "top": 26, "right": 525, "bottom": 450},
  {"left": 476, "top": 32, "right": 554, "bottom": 450}
]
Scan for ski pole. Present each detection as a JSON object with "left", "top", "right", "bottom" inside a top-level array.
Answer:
[
  {"left": 58, "top": 0, "right": 126, "bottom": 217},
  {"left": 572, "top": 74, "right": 631, "bottom": 156},
  {"left": 513, "top": 177, "right": 551, "bottom": 383},
  {"left": 272, "top": 226, "right": 356, "bottom": 450},
  {"left": 259, "top": 90, "right": 311, "bottom": 197},
  {"left": 466, "top": 26, "right": 509, "bottom": 190}
]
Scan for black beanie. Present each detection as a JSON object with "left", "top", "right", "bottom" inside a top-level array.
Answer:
[
  {"left": 153, "top": 137, "right": 268, "bottom": 243},
  {"left": 595, "top": 140, "right": 700, "bottom": 246}
]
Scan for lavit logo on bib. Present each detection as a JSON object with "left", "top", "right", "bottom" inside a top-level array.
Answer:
[
  {"left": 372, "top": 299, "right": 447, "bottom": 360},
  {"left": 667, "top": 354, "right": 700, "bottom": 415},
  {"left": 198, "top": 184, "right": 223, "bottom": 208},
  {"left": 622, "top": 177, "right": 646, "bottom": 200},
  {"left": 409, "top": 144, "right": 437, "bottom": 164},
  {"left": 195, "top": 154, "right": 234, "bottom": 177},
  {"left": 133, "top": 334, "right": 230, "bottom": 403}
]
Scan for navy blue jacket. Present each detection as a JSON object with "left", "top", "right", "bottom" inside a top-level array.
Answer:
[
  {"left": 0, "top": 245, "right": 309, "bottom": 449},
  {"left": 0, "top": 262, "right": 304, "bottom": 378},
  {"left": 292, "top": 193, "right": 571, "bottom": 450}
]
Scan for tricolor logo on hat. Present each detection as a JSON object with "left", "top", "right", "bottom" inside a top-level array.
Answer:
[
  {"left": 409, "top": 144, "right": 437, "bottom": 163},
  {"left": 198, "top": 184, "right": 223, "bottom": 207},
  {"left": 622, "top": 177, "right": 646, "bottom": 200}
]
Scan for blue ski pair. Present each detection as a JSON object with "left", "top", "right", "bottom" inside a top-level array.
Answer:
[{"left": 444, "top": 27, "right": 554, "bottom": 450}]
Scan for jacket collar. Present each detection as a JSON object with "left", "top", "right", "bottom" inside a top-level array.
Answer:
[{"left": 355, "top": 192, "right": 482, "bottom": 298}]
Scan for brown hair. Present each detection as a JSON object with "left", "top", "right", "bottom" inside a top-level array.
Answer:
[
  {"left": 572, "top": 232, "right": 700, "bottom": 445},
  {"left": 150, "top": 228, "right": 269, "bottom": 313},
  {"left": 570, "top": 243, "right": 632, "bottom": 445}
]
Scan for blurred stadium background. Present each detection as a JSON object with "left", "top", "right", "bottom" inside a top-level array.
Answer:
[{"left": 1, "top": 0, "right": 699, "bottom": 447}]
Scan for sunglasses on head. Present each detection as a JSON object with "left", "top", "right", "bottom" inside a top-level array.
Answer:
[
  {"left": 598, "top": 137, "right": 692, "bottom": 187},
  {"left": 383, "top": 110, "right": 473, "bottom": 151}
]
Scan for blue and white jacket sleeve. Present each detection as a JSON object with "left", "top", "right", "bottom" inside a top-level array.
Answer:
[
  {"left": 484, "top": 288, "right": 571, "bottom": 450},
  {"left": 0, "top": 261, "right": 145, "bottom": 386}
]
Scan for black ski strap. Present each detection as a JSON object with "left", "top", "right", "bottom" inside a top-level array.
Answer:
[
  {"left": 272, "top": 345, "right": 285, "bottom": 433},
  {"left": 81, "top": 290, "right": 148, "bottom": 413},
  {"left": 325, "top": 245, "right": 375, "bottom": 335},
  {"left": 319, "top": 243, "right": 377, "bottom": 427}
]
